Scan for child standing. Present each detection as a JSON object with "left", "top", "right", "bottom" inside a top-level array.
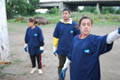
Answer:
[
  {"left": 53, "top": 8, "right": 80, "bottom": 79},
  {"left": 60, "top": 16, "right": 120, "bottom": 80},
  {"left": 24, "top": 18, "right": 44, "bottom": 74}
]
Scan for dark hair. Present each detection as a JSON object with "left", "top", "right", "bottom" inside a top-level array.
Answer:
[
  {"left": 62, "top": 8, "right": 70, "bottom": 14},
  {"left": 78, "top": 16, "right": 93, "bottom": 27},
  {"left": 28, "top": 18, "right": 37, "bottom": 24}
]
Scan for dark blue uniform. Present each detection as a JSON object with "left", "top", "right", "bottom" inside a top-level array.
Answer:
[
  {"left": 53, "top": 21, "right": 80, "bottom": 56},
  {"left": 68, "top": 34, "right": 113, "bottom": 80},
  {"left": 25, "top": 26, "right": 44, "bottom": 56}
]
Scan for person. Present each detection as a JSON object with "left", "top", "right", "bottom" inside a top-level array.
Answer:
[
  {"left": 24, "top": 18, "right": 44, "bottom": 74},
  {"left": 53, "top": 8, "right": 80, "bottom": 79},
  {"left": 60, "top": 16, "right": 120, "bottom": 80}
]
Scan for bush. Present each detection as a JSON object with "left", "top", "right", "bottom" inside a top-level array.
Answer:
[
  {"left": 102, "top": 7, "right": 116, "bottom": 14},
  {"left": 6, "top": 3, "right": 14, "bottom": 19},
  {"left": 82, "top": 6, "right": 97, "bottom": 14},
  {"left": 26, "top": 4, "right": 35, "bottom": 16},
  {"left": 116, "top": 9, "right": 120, "bottom": 14},
  {"left": 6, "top": 0, "right": 36, "bottom": 19},
  {"left": 49, "top": 7, "right": 60, "bottom": 14}
]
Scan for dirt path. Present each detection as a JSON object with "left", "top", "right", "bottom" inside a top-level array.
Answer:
[{"left": 0, "top": 23, "right": 120, "bottom": 80}]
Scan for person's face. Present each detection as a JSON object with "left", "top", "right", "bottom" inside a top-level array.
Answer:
[
  {"left": 62, "top": 11, "right": 70, "bottom": 20},
  {"left": 28, "top": 21, "right": 34, "bottom": 27},
  {"left": 80, "top": 19, "right": 92, "bottom": 35}
]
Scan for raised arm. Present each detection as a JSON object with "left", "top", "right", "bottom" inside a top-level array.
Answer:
[{"left": 107, "top": 27, "right": 120, "bottom": 44}]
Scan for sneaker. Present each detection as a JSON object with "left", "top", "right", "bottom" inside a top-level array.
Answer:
[
  {"left": 38, "top": 69, "right": 43, "bottom": 74},
  {"left": 30, "top": 68, "right": 37, "bottom": 74}
]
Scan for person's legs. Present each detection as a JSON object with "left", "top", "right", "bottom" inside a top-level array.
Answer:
[
  {"left": 30, "top": 55, "right": 36, "bottom": 68},
  {"left": 58, "top": 55, "right": 66, "bottom": 76},
  {"left": 36, "top": 54, "right": 42, "bottom": 69},
  {"left": 29, "top": 55, "right": 37, "bottom": 74},
  {"left": 36, "top": 54, "right": 43, "bottom": 74}
]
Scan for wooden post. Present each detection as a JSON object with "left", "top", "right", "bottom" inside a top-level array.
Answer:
[{"left": 0, "top": 0, "right": 11, "bottom": 64}]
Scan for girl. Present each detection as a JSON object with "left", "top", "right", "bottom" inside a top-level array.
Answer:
[
  {"left": 24, "top": 18, "right": 44, "bottom": 74},
  {"left": 60, "top": 16, "right": 120, "bottom": 80}
]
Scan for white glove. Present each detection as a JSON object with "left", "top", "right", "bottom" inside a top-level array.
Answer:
[
  {"left": 40, "top": 46, "right": 44, "bottom": 53},
  {"left": 24, "top": 44, "right": 28, "bottom": 52},
  {"left": 107, "top": 29, "right": 120, "bottom": 44},
  {"left": 40, "top": 46, "right": 44, "bottom": 50},
  {"left": 62, "top": 58, "right": 71, "bottom": 69},
  {"left": 53, "top": 46, "right": 57, "bottom": 56}
]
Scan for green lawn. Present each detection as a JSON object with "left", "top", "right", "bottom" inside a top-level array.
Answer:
[{"left": 8, "top": 12, "right": 120, "bottom": 28}]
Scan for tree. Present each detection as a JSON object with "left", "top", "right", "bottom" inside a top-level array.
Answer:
[
  {"left": 83, "top": 6, "right": 97, "bottom": 14},
  {"left": 29, "top": 0, "right": 39, "bottom": 8},
  {"left": 0, "top": 0, "right": 10, "bottom": 63},
  {"left": 6, "top": 0, "right": 36, "bottom": 19},
  {"left": 49, "top": 7, "right": 60, "bottom": 14},
  {"left": 28, "top": 0, "right": 40, "bottom": 15},
  {"left": 102, "top": 7, "right": 116, "bottom": 14}
]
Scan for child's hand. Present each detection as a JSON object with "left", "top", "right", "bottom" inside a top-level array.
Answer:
[
  {"left": 24, "top": 44, "right": 28, "bottom": 52},
  {"left": 40, "top": 46, "right": 44, "bottom": 53},
  {"left": 59, "top": 68, "right": 67, "bottom": 80},
  {"left": 118, "top": 27, "right": 120, "bottom": 34},
  {"left": 53, "top": 46, "right": 57, "bottom": 56}
]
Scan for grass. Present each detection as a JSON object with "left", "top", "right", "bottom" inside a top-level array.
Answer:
[
  {"left": 71, "top": 12, "right": 120, "bottom": 27},
  {"left": 0, "top": 65, "right": 9, "bottom": 78},
  {"left": 8, "top": 12, "right": 120, "bottom": 27},
  {"left": 12, "top": 58, "right": 23, "bottom": 64},
  {"left": 8, "top": 22, "right": 27, "bottom": 32},
  {"left": 0, "top": 65, "right": 6, "bottom": 70},
  {"left": 10, "top": 53, "right": 16, "bottom": 57},
  {"left": 0, "top": 71, "right": 8, "bottom": 78},
  {"left": 22, "top": 72, "right": 27, "bottom": 76},
  {"left": 0, "top": 64, "right": 9, "bottom": 71}
]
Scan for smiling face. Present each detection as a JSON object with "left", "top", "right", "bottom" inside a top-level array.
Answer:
[{"left": 79, "top": 17, "right": 92, "bottom": 36}]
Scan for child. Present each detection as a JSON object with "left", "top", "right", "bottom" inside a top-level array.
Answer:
[
  {"left": 60, "top": 16, "right": 120, "bottom": 80},
  {"left": 53, "top": 8, "right": 80, "bottom": 79},
  {"left": 24, "top": 18, "right": 44, "bottom": 74}
]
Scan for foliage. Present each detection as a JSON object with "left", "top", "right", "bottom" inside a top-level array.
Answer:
[
  {"left": 6, "top": 0, "right": 36, "bottom": 19},
  {"left": 81, "top": 6, "right": 97, "bottom": 14},
  {"left": 102, "top": 7, "right": 116, "bottom": 14},
  {"left": 116, "top": 8, "right": 120, "bottom": 14},
  {"left": 49, "top": 7, "right": 60, "bottom": 14},
  {"left": 8, "top": 12, "right": 120, "bottom": 27},
  {"left": 80, "top": 6, "right": 120, "bottom": 15},
  {"left": 29, "top": 0, "right": 39, "bottom": 8}
]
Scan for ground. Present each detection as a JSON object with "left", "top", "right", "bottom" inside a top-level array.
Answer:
[{"left": 0, "top": 23, "right": 120, "bottom": 80}]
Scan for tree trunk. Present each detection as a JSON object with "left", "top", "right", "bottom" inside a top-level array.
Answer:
[{"left": 0, "top": 0, "right": 10, "bottom": 62}]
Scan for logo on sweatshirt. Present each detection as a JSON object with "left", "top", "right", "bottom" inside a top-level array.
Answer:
[
  {"left": 34, "top": 33, "right": 38, "bottom": 36},
  {"left": 70, "top": 30, "right": 74, "bottom": 34},
  {"left": 84, "top": 49, "right": 90, "bottom": 54}
]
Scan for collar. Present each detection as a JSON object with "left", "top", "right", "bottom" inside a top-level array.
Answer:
[
  {"left": 60, "top": 18, "right": 72, "bottom": 24},
  {"left": 78, "top": 34, "right": 90, "bottom": 39}
]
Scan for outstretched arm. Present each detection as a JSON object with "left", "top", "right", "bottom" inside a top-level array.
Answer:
[{"left": 107, "top": 27, "right": 120, "bottom": 44}]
